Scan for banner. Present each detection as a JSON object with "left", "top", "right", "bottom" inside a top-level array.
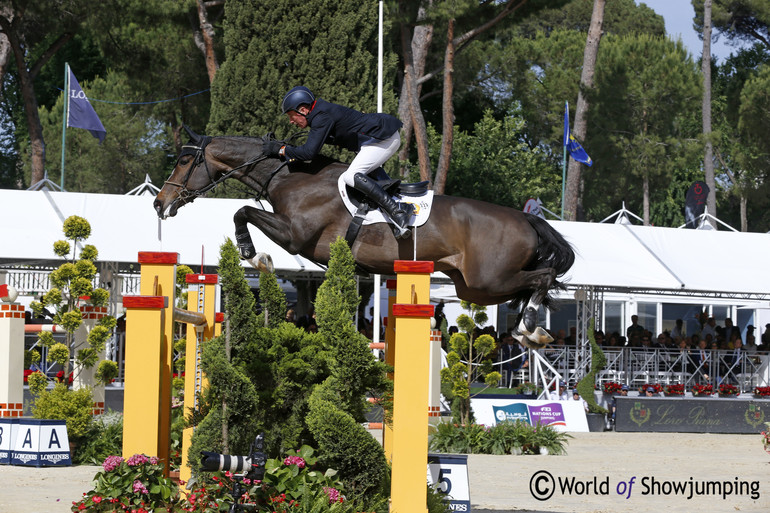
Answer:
[
  {"left": 684, "top": 181, "right": 709, "bottom": 229},
  {"left": 563, "top": 102, "right": 592, "bottom": 166},
  {"left": 67, "top": 68, "right": 106, "bottom": 143}
]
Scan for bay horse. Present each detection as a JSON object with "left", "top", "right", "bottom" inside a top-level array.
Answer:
[{"left": 154, "top": 129, "right": 575, "bottom": 347}]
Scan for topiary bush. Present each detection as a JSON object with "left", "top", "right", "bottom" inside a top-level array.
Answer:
[
  {"left": 306, "top": 382, "right": 389, "bottom": 504},
  {"left": 576, "top": 321, "right": 608, "bottom": 414},
  {"left": 31, "top": 383, "right": 94, "bottom": 442}
]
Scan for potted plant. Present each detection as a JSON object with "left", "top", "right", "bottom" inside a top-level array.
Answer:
[
  {"left": 718, "top": 383, "right": 740, "bottom": 397},
  {"left": 754, "top": 386, "right": 770, "bottom": 398},
  {"left": 602, "top": 381, "right": 623, "bottom": 394},
  {"left": 664, "top": 384, "right": 685, "bottom": 396},
  {"left": 576, "top": 321, "right": 608, "bottom": 432},
  {"left": 762, "top": 423, "right": 770, "bottom": 455},
  {"left": 691, "top": 383, "right": 713, "bottom": 397},
  {"left": 514, "top": 382, "right": 542, "bottom": 397}
]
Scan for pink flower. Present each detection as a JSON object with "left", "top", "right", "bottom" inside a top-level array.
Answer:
[
  {"left": 92, "top": 496, "right": 102, "bottom": 504},
  {"left": 102, "top": 455, "right": 124, "bottom": 472},
  {"left": 283, "top": 455, "right": 306, "bottom": 468},
  {"left": 127, "top": 454, "right": 149, "bottom": 467},
  {"left": 133, "top": 480, "right": 149, "bottom": 494},
  {"left": 323, "top": 486, "right": 342, "bottom": 504}
]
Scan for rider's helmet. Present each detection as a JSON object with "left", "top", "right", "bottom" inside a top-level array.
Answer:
[{"left": 281, "top": 86, "right": 315, "bottom": 114}]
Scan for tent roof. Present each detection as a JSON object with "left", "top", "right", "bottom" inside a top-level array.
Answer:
[
  {"left": 2, "top": 189, "right": 769, "bottom": 299},
  {"left": 551, "top": 220, "right": 770, "bottom": 299},
  {"left": 0, "top": 189, "right": 323, "bottom": 275}
]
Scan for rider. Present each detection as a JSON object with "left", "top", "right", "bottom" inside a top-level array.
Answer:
[{"left": 263, "top": 86, "right": 415, "bottom": 239}]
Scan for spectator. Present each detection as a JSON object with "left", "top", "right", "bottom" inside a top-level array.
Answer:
[
  {"left": 572, "top": 390, "right": 589, "bottom": 412},
  {"left": 610, "top": 385, "right": 629, "bottom": 425},
  {"left": 671, "top": 318, "right": 685, "bottom": 340},
  {"left": 701, "top": 317, "right": 717, "bottom": 340},
  {"left": 762, "top": 324, "right": 770, "bottom": 350},
  {"left": 626, "top": 315, "right": 644, "bottom": 340}
]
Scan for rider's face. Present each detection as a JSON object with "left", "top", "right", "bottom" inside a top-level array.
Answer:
[{"left": 287, "top": 108, "right": 308, "bottom": 128}]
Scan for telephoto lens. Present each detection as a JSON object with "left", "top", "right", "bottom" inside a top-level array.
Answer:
[{"left": 200, "top": 451, "right": 252, "bottom": 473}]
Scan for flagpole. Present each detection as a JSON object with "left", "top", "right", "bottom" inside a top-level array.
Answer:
[{"left": 60, "top": 62, "right": 70, "bottom": 191}]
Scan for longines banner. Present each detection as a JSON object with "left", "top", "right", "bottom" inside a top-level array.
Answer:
[
  {"left": 470, "top": 398, "right": 590, "bottom": 432},
  {"left": 615, "top": 397, "right": 768, "bottom": 433}
]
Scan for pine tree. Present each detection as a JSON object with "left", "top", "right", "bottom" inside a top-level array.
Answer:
[{"left": 208, "top": 0, "right": 398, "bottom": 139}]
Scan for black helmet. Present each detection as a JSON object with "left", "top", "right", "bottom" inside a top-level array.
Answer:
[{"left": 281, "top": 86, "right": 315, "bottom": 114}]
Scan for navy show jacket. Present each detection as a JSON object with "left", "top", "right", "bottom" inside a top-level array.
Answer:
[{"left": 284, "top": 99, "right": 402, "bottom": 161}]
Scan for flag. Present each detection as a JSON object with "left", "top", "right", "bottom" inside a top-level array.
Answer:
[
  {"left": 684, "top": 181, "right": 709, "bottom": 229},
  {"left": 67, "top": 68, "right": 106, "bottom": 143},
  {"left": 523, "top": 198, "right": 546, "bottom": 220},
  {"left": 563, "top": 102, "right": 592, "bottom": 166}
]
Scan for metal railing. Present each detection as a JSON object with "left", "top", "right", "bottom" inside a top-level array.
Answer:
[{"left": 497, "top": 346, "right": 770, "bottom": 393}]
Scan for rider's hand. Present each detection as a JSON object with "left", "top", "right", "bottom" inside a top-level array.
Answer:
[{"left": 263, "top": 140, "right": 284, "bottom": 157}]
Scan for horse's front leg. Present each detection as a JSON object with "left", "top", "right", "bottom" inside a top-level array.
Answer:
[{"left": 234, "top": 205, "right": 294, "bottom": 273}]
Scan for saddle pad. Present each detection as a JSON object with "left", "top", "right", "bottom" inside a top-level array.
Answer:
[{"left": 338, "top": 175, "right": 433, "bottom": 227}]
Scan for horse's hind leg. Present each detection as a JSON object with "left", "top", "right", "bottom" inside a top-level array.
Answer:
[{"left": 510, "top": 268, "right": 557, "bottom": 348}]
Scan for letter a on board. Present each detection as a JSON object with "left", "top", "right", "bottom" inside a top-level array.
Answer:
[
  {"left": 49, "top": 429, "right": 61, "bottom": 449},
  {"left": 22, "top": 429, "right": 32, "bottom": 448}
]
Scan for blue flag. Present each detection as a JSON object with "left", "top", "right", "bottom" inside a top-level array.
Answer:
[
  {"left": 67, "top": 68, "right": 106, "bottom": 143},
  {"left": 563, "top": 102, "right": 591, "bottom": 166}
]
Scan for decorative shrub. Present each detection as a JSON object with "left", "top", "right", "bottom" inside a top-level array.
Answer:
[
  {"left": 691, "top": 383, "right": 713, "bottom": 396},
  {"left": 602, "top": 381, "right": 623, "bottom": 394},
  {"left": 73, "top": 412, "right": 123, "bottom": 465},
  {"left": 754, "top": 386, "right": 770, "bottom": 397},
  {"left": 718, "top": 383, "right": 740, "bottom": 396},
  {"left": 664, "top": 384, "right": 684, "bottom": 396},
  {"left": 32, "top": 383, "right": 94, "bottom": 441},
  {"left": 429, "top": 421, "right": 571, "bottom": 456}
]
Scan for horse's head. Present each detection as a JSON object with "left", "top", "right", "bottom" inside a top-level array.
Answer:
[{"left": 154, "top": 126, "right": 219, "bottom": 219}]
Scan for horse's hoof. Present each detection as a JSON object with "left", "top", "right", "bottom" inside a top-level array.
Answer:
[
  {"left": 246, "top": 252, "right": 274, "bottom": 273},
  {"left": 523, "top": 327, "right": 552, "bottom": 349}
]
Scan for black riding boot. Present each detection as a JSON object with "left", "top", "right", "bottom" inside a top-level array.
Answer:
[{"left": 353, "top": 173, "right": 414, "bottom": 239}]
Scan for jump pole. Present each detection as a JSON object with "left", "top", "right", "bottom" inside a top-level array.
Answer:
[
  {"left": 382, "top": 278, "right": 397, "bottom": 461},
  {"left": 180, "top": 273, "right": 222, "bottom": 485},
  {"left": 121, "top": 252, "right": 178, "bottom": 474},
  {"left": 389, "top": 260, "right": 434, "bottom": 513}
]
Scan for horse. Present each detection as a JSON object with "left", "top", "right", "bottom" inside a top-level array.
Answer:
[{"left": 154, "top": 128, "right": 575, "bottom": 347}]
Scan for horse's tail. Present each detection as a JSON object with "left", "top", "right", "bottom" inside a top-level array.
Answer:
[{"left": 511, "top": 213, "right": 576, "bottom": 311}]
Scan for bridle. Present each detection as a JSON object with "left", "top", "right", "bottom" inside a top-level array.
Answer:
[{"left": 164, "top": 136, "right": 288, "bottom": 205}]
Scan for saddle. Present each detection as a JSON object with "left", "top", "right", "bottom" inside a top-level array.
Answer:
[{"left": 344, "top": 167, "right": 429, "bottom": 245}]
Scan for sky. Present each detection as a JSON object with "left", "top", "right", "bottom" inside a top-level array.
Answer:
[{"left": 635, "top": 0, "right": 748, "bottom": 62}]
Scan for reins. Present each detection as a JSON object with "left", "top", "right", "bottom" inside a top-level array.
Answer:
[{"left": 164, "top": 137, "right": 289, "bottom": 204}]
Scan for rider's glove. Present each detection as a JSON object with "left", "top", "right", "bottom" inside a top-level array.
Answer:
[{"left": 263, "top": 140, "right": 284, "bottom": 158}]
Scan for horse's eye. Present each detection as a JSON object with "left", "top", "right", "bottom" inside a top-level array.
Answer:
[{"left": 179, "top": 155, "right": 193, "bottom": 166}]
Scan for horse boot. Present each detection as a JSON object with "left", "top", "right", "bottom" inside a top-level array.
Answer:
[
  {"left": 352, "top": 173, "right": 414, "bottom": 239},
  {"left": 235, "top": 225, "right": 275, "bottom": 273}
]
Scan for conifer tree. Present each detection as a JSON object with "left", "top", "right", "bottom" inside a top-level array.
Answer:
[
  {"left": 208, "top": 0, "right": 398, "bottom": 139},
  {"left": 314, "top": 238, "right": 390, "bottom": 422}
]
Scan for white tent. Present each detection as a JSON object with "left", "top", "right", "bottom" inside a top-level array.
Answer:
[{"left": 0, "top": 189, "right": 323, "bottom": 274}]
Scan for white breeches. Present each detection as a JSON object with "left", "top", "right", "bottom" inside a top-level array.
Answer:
[{"left": 340, "top": 131, "right": 401, "bottom": 187}]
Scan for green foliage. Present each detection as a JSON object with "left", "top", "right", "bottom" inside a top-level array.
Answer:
[
  {"left": 576, "top": 322, "right": 608, "bottom": 415},
  {"left": 210, "top": 0, "right": 397, "bottom": 142},
  {"left": 429, "top": 421, "right": 572, "bottom": 456},
  {"left": 259, "top": 270, "right": 287, "bottom": 328},
  {"left": 53, "top": 240, "right": 71, "bottom": 257},
  {"left": 95, "top": 360, "right": 119, "bottom": 385},
  {"left": 49, "top": 342, "right": 71, "bottom": 366},
  {"left": 63, "top": 215, "right": 91, "bottom": 241},
  {"left": 32, "top": 383, "right": 94, "bottom": 440},
  {"left": 306, "top": 385, "right": 389, "bottom": 503},
  {"left": 436, "top": 110, "right": 559, "bottom": 209},
  {"left": 73, "top": 412, "right": 123, "bottom": 465},
  {"left": 27, "top": 371, "right": 48, "bottom": 396},
  {"left": 80, "top": 245, "right": 99, "bottom": 261},
  {"left": 314, "top": 238, "right": 389, "bottom": 422},
  {"left": 71, "top": 454, "right": 179, "bottom": 512}
]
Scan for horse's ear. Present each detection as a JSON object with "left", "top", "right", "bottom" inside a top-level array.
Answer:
[{"left": 183, "top": 125, "right": 199, "bottom": 141}]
